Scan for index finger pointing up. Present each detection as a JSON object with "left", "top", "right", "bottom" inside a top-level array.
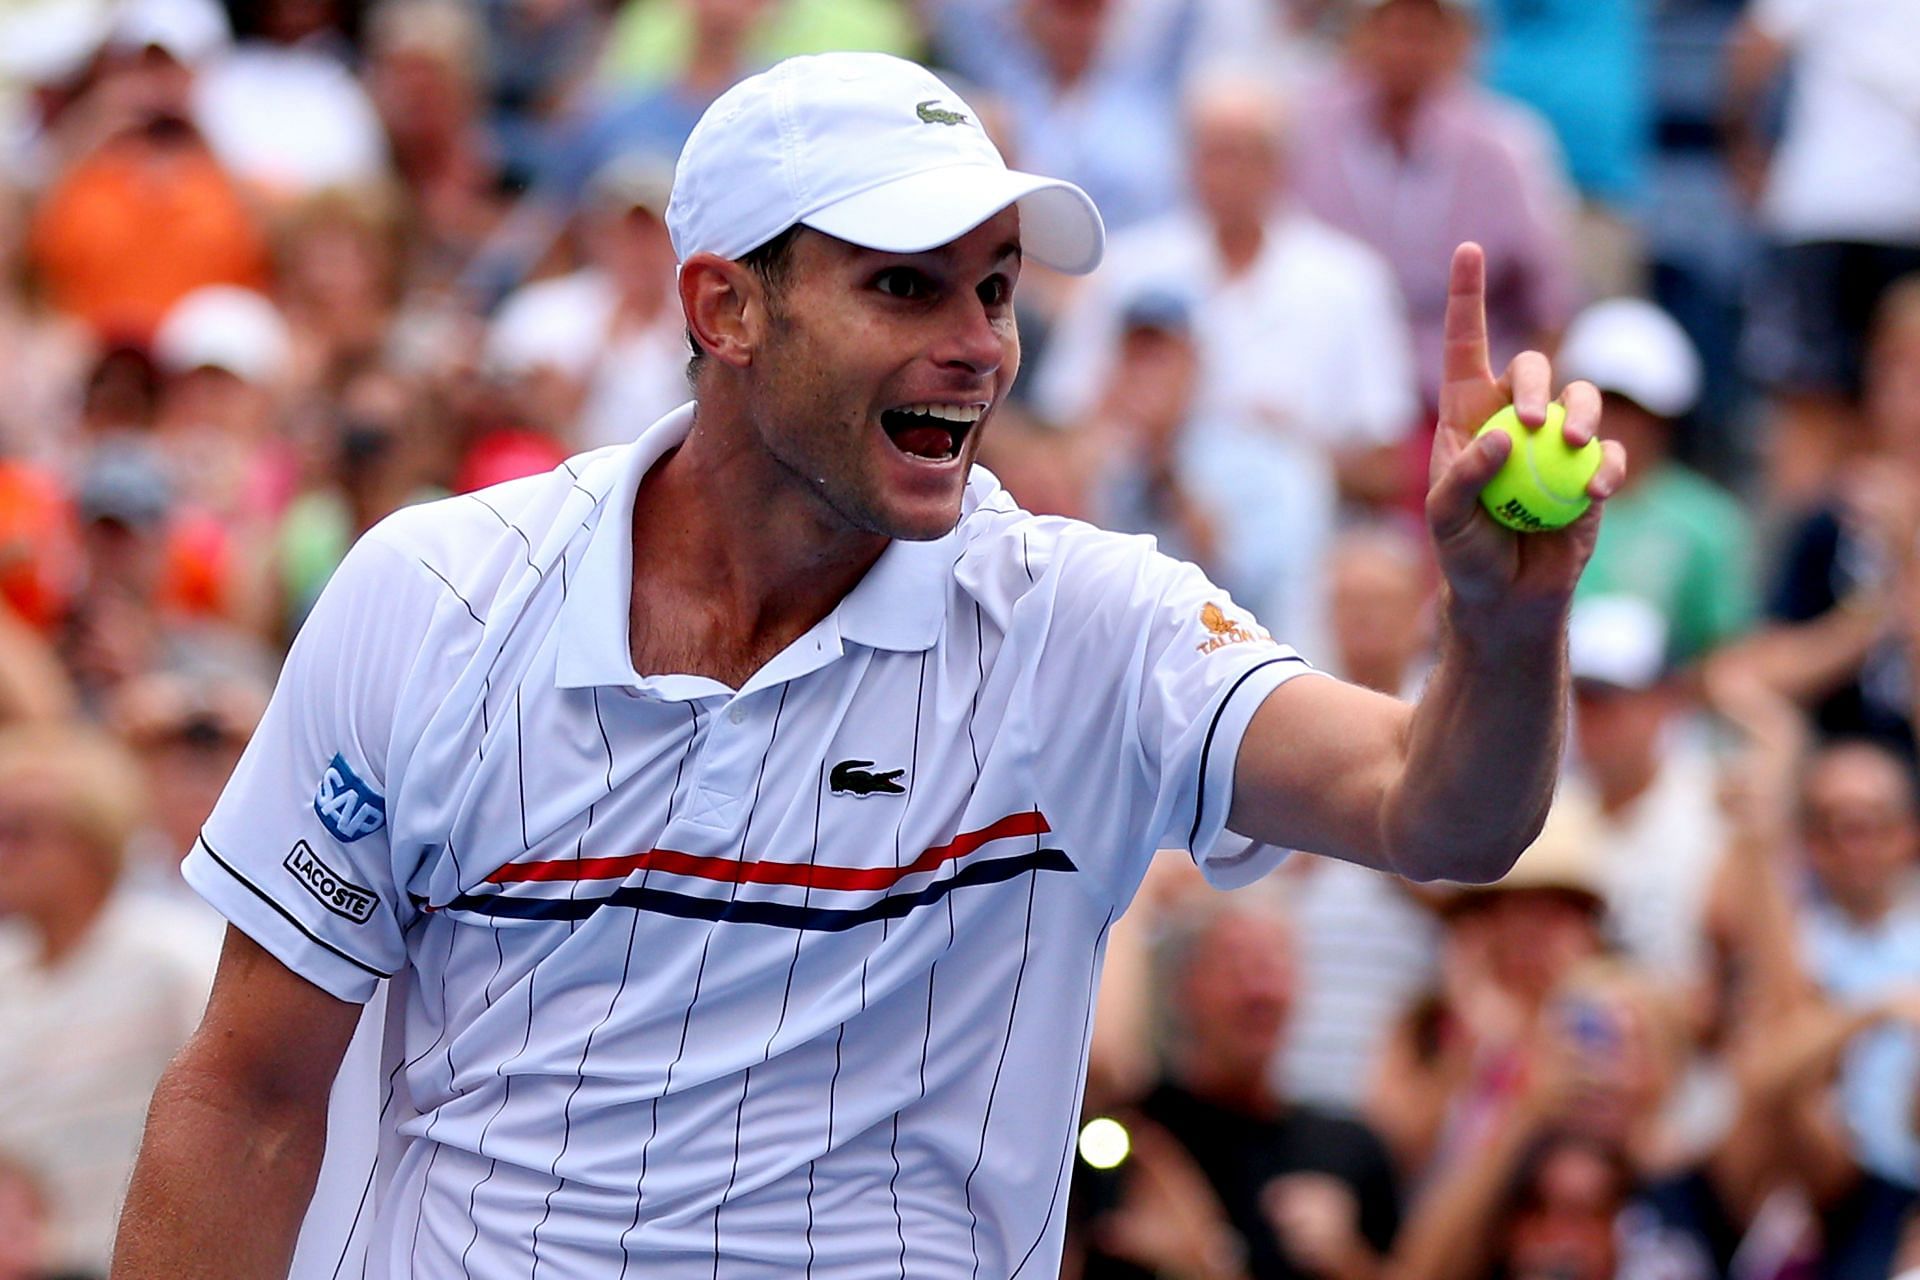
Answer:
[{"left": 1442, "top": 242, "right": 1492, "bottom": 388}]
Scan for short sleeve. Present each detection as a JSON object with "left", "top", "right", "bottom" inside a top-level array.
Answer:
[
  {"left": 1027, "top": 528, "right": 1325, "bottom": 889},
  {"left": 1765, "top": 507, "right": 1845, "bottom": 623},
  {"left": 182, "top": 532, "right": 438, "bottom": 1003}
]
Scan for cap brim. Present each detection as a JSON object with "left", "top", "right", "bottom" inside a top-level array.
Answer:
[{"left": 802, "top": 164, "right": 1105, "bottom": 276}]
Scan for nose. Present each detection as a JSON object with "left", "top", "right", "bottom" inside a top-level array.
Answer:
[{"left": 934, "top": 294, "right": 1009, "bottom": 378}]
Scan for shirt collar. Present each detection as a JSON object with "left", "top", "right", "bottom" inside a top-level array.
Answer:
[
  {"left": 833, "top": 526, "right": 955, "bottom": 653},
  {"left": 554, "top": 404, "right": 968, "bottom": 690},
  {"left": 554, "top": 402, "right": 693, "bottom": 691}
]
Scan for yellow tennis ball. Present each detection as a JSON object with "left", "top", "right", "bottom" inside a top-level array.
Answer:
[{"left": 1474, "top": 403, "right": 1602, "bottom": 533}]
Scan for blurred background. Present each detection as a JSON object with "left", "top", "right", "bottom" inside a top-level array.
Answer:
[{"left": 1, "top": 0, "right": 1919, "bottom": 1276}]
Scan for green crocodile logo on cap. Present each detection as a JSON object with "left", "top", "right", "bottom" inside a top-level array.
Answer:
[{"left": 916, "top": 99, "right": 969, "bottom": 127}]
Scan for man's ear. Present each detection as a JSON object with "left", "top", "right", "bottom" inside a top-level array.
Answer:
[{"left": 681, "top": 253, "right": 764, "bottom": 370}]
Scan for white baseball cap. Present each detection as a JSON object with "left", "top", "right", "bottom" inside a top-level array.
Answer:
[
  {"left": 1568, "top": 595, "right": 1669, "bottom": 691},
  {"left": 667, "top": 52, "right": 1105, "bottom": 276},
  {"left": 153, "top": 285, "right": 292, "bottom": 385},
  {"left": 106, "top": 0, "right": 231, "bottom": 66},
  {"left": 1558, "top": 298, "right": 1703, "bottom": 420}
]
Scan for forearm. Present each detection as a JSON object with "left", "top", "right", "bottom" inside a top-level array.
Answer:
[
  {"left": 111, "top": 1054, "right": 327, "bottom": 1279},
  {"left": 1709, "top": 592, "right": 1888, "bottom": 708},
  {"left": 1382, "top": 594, "right": 1567, "bottom": 883},
  {"left": 1392, "top": 1096, "right": 1544, "bottom": 1280}
]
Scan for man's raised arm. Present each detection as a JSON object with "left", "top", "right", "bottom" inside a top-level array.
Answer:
[
  {"left": 1227, "top": 244, "right": 1628, "bottom": 883},
  {"left": 111, "top": 926, "right": 362, "bottom": 1279}
]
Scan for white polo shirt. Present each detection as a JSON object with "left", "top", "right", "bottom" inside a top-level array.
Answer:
[{"left": 184, "top": 403, "right": 1317, "bottom": 1279}]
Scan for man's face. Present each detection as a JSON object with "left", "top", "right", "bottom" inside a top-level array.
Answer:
[
  {"left": 0, "top": 791, "right": 92, "bottom": 922},
  {"left": 739, "top": 210, "right": 1023, "bottom": 542},
  {"left": 1190, "top": 102, "right": 1283, "bottom": 231},
  {"left": 1570, "top": 681, "right": 1668, "bottom": 782},
  {"left": 1179, "top": 910, "right": 1294, "bottom": 1081},
  {"left": 1352, "top": 0, "right": 1469, "bottom": 104},
  {"left": 1329, "top": 540, "right": 1429, "bottom": 694},
  {"left": 1802, "top": 746, "right": 1920, "bottom": 914}
]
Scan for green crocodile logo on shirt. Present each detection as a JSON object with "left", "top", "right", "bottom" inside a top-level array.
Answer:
[{"left": 916, "top": 100, "right": 970, "bottom": 127}]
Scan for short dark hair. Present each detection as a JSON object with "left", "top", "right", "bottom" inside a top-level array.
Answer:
[{"left": 684, "top": 225, "right": 804, "bottom": 385}]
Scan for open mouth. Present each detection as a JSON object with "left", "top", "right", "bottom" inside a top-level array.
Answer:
[{"left": 881, "top": 402, "right": 985, "bottom": 463}]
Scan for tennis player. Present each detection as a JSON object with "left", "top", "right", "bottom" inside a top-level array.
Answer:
[{"left": 113, "top": 52, "right": 1622, "bottom": 1279}]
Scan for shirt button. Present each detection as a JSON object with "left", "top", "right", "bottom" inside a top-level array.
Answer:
[{"left": 728, "top": 705, "right": 746, "bottom": 725}]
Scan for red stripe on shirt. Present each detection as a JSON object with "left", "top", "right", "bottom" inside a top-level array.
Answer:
[{"left": 484, "top": 810, "right": 1051, "bottom": 892}]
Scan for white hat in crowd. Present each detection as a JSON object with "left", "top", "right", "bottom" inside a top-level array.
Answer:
[
  {"left": 1557, "top": 298, "right": 1704, "bottom": 420},
  {"left": 1568, "top": 595, "right": 1670, "bottom": 692},
  {"left": 106, "top": 0, "right": 231, "bottom": 66},
  {"left": 0, "top": 0, "right": 111, "bottom": 86},
  {"left": 152, "top": 285, "right": 293, "bottom": 385},
  {"left": 667, "top": 52, "right": 1105, "bottom": 276}
]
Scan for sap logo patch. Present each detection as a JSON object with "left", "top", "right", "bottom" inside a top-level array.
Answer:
[
  {"left": 314, "top": 753, "right": 387, "bottom": 843},
  {"left": 284, "top": 841, "right": 378, "bottom": 923}
]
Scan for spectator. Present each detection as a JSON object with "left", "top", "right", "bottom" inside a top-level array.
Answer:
[
  {"left": 1564, "top": 597, "right": 1730, "bottom": 1005},
  {"left": 0, "top": 597, "right": 74, "bottom": 727},
  {"left": 538, "top": 0, "right": 771, "bottom": 207},
  {"left": 1477, "top": 0, "right": 1653, "bottom": 295},
  {"left": 362, "top": 0, "right": 505, "bottom": 292},
  {"left": 149, "top": 284, "right": 300, "bottom": 628},
  {"left": 56, "top": 441, "right": 273, "bottom": 708},
  {"left": 1392, "top": 961, "right": 1781, "bottom": 1280},
  {"left": 1040, "top": 73, "right": 1417, "bottom": 502},
  {"left": 1717, "top": 278, "right": 1920, "bottom": 762},
  {"left": 1561, "top": 298, "right": 1756, "bottom": 668},
  {"left": 1275, "top": 523, "right": 1444, "bottom": 1114},
  {"left": 479, "top": 0, "right": 607, "bottom": 184},
  {"left": 484, "top": 150, "right": 686, "bottom": 452},
  {"left": 1290, "top": 0, "right": 1580, "bottom": 411},
  {"left": 1726, "top": 0, "right": 1920, "bottom": 507},
  {"left": 1137, "top": 891, "right": 1403, "bottom": 1279},
  {"left": 27, "top": 0, "right": 271, "bottom": 344},
  {"left": 272, "top": 187, "right": 407, "bottom": 392},
  {"left": 191, "top": 0, "right": 390, "bottom": 202},
  {"left": 107, "top": 667, "right": 265, "bottom": 926},
  {"left": 1367, "top": 796, "right": 1611, "bottom": 1180},
  {"left": 928, "top": 0, "right": 1190, "bottom": 232},
  {"left": 0, "top": 183, "right": 94, "bottom": 469},
  {"left": 0, "top": 723, "right": 215, "bottom": 1276},
  {"left": 272, "top": 360, "right": 444, "bottom": 633},
  {"left": 1793, "top": 739, "right": 1920, "bottom": 1197}
]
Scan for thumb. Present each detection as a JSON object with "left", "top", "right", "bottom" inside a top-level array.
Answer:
[{"left": 1427, "top": 424, "right": 1511, "bottom": 543}]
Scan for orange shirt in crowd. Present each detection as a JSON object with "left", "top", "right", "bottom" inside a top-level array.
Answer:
[{"left": 29, "top": 134, "right": 270, "bottom": 344}]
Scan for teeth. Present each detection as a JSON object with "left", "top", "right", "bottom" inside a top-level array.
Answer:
[{"left": 895, "top": 403, "right": 984, "bottom": 423}]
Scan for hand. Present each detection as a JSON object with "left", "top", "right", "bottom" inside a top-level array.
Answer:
[
  {"left": 1837, "top": 456, "right": 1920, "bottom": 579},
  {"left": 1425, "top": 245, "right": 1627, "bottom": 619},
  {"left": 1263, "top": 1173, "right": 1370, "bottom": 1279},
  {"left": 1094, "top": 1119, "right": 1249, "bottom": 1280}
]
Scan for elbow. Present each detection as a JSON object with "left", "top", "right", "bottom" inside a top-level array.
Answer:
[{"left": 1381, "top": 803, "right": 1550, "bottom": 886}]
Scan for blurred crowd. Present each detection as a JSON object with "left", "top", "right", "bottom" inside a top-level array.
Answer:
[{"left": 0, "top": 0, "right": 1918, "bottom": 1276}]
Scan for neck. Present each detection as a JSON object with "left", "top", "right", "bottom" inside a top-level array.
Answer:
[
  {"left": 32, "top": 880, "right": 109, "bottom": 968},
  {"left": 632, "top": 409, "right": 890, "bottom": 656},
  {"left": 1372, "top": 88, "right": 1424, "bottom": 154},
  {"left": 1175, "top": 1054, "right": 1278, "bottom": 1117},
  {"left": 1594, "top": 755, "right": 1658, "bottom": 815},
  {"left": 1212, "top": 217, "right": 1265, "bottom": 276},
  {"left": 1840, "top": 887, "right": 1895, "bottom": 927}
]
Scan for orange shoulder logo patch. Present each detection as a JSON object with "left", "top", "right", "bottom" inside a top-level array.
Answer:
[{"left": 1196, "top": 601, "right": 1269, "bottom": 654}]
